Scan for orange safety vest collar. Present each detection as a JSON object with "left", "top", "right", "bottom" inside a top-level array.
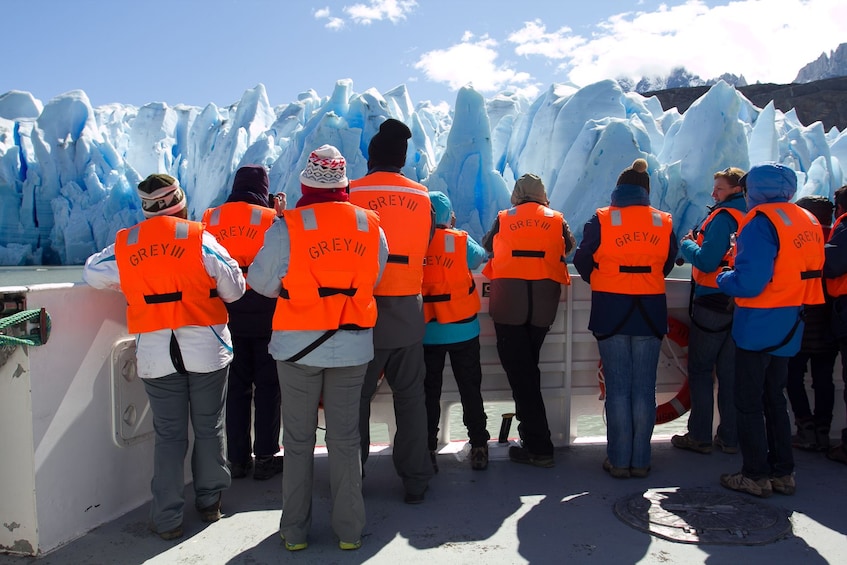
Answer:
[
  {"left": 422, "top": 228, "right": 481, "bottom": 323},
  {"left": 589, "top": 205, "right": 673, "bottom": 295},
  {"left": 115, "top": 216, "right": 228, "bottom": 334}
]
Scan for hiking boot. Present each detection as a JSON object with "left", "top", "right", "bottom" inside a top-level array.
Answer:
[
  {"left": 771, "top": 474, "right": 796, "bottom": 495},
  {"left": 339, "top": 540, "right": 362, "bottom": 550},
  {"left": 253, "top": 455, "right": 284, "bottom": 481},
  {"left": 629, "top": 466, "right": 651, "bottom": 478},
  {"left": 430, "top": 450, "right": 439, "bottom": 474},
  {"left": 791, "top": 419, "right": 818, "bottom": 451},
  {"left": 720, "top": 472, "right": 772, "bottom": 498},
  {"left": 815, "top": 426, "right": 831, "bottom": 451},
  {"left": 826, "top": 443, "right": 847, "bottom": 465},
  {"left": 602, "top": 458, "right": 630, "bottom": 479},
  {"left": 197, "top": 494, "right": 222, "bottom": 523},
  {"left": 713, "top": 435, "right": 739, "bottom": 454},
  {"left": 150, "top": 523, "right": 183, "bottom": 541},
  {"left": 509, "top": 446, "right": 554, "bottom": 468},
  {"left": 228, "top": 458, "right": 253, "bottom": 479},
  {"left": 470, "top": 445, "right": 489, "bottom": 471},
  {"left": 671, "top": 433, "right": 712, "bottom": 454}
]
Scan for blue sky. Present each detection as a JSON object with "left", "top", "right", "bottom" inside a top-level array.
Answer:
[{"left": 2, "top": 0, "right": 845, "bottom": 110}]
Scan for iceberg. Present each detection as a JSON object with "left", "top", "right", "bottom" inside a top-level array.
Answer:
[{"left": 0, "top": 78, "right": 843, "bottom": 266}]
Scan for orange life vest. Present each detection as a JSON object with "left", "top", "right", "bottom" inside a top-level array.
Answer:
[
  {"left": 481, "top": 203, "right": 570, "bottom": 284},
  {"left": 114, "top": 216, "right": 228, "bottom": 334},
  {"left": 273, "top": 202, "right": 381, "bottom": 331},
  {"left": 691, "top": 207, "right": 745, "bottom": 289},
  {"left": 589, "top": 205, "right": 673, "bottom": 295},
  {"left": 826, "top": 213, "right": 847, "bottom": 297},
  {"left": 735, "top": 203, "right": 825, "bottom": 308},
  {"left": 202, "top": 202, "right": 276, "bottom": 277},
  {"left": 349, "top": 172, "right": 431, "bottom": 296},
  {"left": 422, "top": 228, "right": 481, "bottom": 323}
]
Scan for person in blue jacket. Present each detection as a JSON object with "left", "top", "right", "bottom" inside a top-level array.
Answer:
[
  {"left": 716, "top": 162, "right": 825, "bottom": 498},
  {"left": 672, "top": 167, "right": 746, "bottom": 455},
  {"left": 422, "top": 191, "right": 490, "bottom": 471}
]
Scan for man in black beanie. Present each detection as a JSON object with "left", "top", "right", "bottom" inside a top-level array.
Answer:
[{"left": 350, "top": 118, "right": 437, "bottom": 503}]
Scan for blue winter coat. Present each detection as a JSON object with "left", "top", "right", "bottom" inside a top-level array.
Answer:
[{"left": 716, "top": 164, "right": 802, "bottom": 356}]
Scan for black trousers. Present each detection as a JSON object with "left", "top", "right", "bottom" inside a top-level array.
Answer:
[
  {"left": 424, "top": 337, "right": 490, "bottom": 451},
  {"left": 226, "top": 334, "right": 281, "bottom": 463},
  {"left": 494, "top": 322, "right": 553, "bottom": 456}
]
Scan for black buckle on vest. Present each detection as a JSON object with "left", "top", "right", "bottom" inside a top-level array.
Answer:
[
  {"left": 619, "top": 266, "right": 652, "bottom": 274},
  {"left": 512, "top": 250, "right": 545, "bottom": 258},
  {"left": 144, "top": 291, "right": 182, "bottom": 304},
  {"left": 318, "top": 287, "right": 357, "bottom": 297},
  {"left": 801, "top": 269, "right": 823, "bottom": 280},
  {"left": 387, "top": 254, "right": 410, "bottom": 264},
  {"left": 422, "top": 293, "right": 450, "bottom": 303}
]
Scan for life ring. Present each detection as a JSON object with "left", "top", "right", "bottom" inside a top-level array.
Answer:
[{"left": 597, "top": 316, "right": 690, "bottom": 424}]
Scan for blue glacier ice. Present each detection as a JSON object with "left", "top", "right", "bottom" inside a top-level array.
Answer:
[{"left": 0, "top": 79, "right": 844, "bottom": 266}]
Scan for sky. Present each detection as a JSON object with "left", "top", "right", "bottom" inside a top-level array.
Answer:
[{"left": 2, "top": 0, "right": 845, "bottom": 112}]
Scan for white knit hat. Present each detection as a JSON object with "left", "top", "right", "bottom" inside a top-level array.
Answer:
[{"left": 299, "top": 144, "right": 348, "bottom": 189}]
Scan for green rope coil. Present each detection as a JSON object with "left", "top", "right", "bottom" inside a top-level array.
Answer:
[{"left": 0, "top": 308, "right": 51, "bottom": 347}]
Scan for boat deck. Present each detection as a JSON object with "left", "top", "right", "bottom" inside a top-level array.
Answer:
[{"left": 2, "top": 440, "right": 845, "bottom": 564}]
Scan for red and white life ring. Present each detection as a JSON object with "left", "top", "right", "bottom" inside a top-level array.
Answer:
[{"left": 597, "top": 316, "right": 690, "bottom": 425}]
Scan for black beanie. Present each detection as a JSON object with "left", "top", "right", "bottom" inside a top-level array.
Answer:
[
  {"left": 368, "top": 118, "right": 411, "bottom": 168},
  {"left": 796, "top": 195, "right": 834, "bottom": 227},
  {"left": 616, "top": 158, "right": 650, "bottom": 192},
  {"left": 227, "top": 165, "right": 271, "bottom": 207}
]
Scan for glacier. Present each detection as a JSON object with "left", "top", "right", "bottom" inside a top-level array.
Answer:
[{"left": 0, "top": 78, "right": 845, "bottom": 266}]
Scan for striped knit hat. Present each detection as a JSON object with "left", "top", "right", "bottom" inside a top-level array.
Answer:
[
  {"left": 137, "top": 174, "right": 186, "bottom": 218},
  {"left": 299, "top": 145, "right": 348, "bottom": 189}
]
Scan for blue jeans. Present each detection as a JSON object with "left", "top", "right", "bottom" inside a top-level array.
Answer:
[
  {"left": 687, "top": 303, "right": 737, "bottom": 446},
  {"left": 142, "top": 367, "right": 230, "bottom": 532},
  {"left": 734, "top": 348, "right": 793, "bottom": 479},
  {"left": 598, "top": 334, "right": 661, "bottom": 469}
]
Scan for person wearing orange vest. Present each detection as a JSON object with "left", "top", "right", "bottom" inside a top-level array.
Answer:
[
  {"left": 823, "top": 184, "right": 847, "bottom": 466},
  {"left": 202, "top": 165, "right": 285, "bottom": 481},
  {"left": 716, "top": 163, "right": 826, "bottom": 498},
  {"left": 349, "top": 118, "right": 436, "bottom": 504},
  {"left": 573, "top": 159, "right": 677, "bottom": 479},
  {"left": 247, "top": 145, "right": 388, "bottom": 551},
  {"left": 83, "top": 174, "right": 245, "bottom": 540},
  {"left": 786, "top": 196, "right": 839, "bottom": 453},
  {"left": 422, "top": 191, "right": 489, "bottom": 471},
  {"left": 672, "top": 167, "right": 747, "bottom": 456},
  {"left": 482, "top": 173, "right": 575, "bottom": 468}
]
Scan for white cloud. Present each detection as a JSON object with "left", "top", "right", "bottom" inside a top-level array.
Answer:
[
  {"left": 344, "top": 0, "right": 418, "bottom": 25},
  {"left": 414, "top": 33, "right": 539, "bottom": 99},
  {"left": 314, "top": 6, "right": 345, "bottom": 30},
  {"left": 506, "top": 0, "right": 847, "bottom": 87}
]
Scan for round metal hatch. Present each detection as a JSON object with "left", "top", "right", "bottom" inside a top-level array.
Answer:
[{"left": 613, "top": 487, "right": 792, "bottom": 545}]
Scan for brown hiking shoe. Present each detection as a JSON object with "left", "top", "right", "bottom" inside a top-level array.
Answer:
[
  {"left": 771, "top": 474, "right": 796, "bottom": 495},
  {"left": 470, "top": 445, "right": 489, "bottom": 470},
  {"left": 602, "top": 458, "right": 630, "bottom": 479},
  {"left": 671, "top": 433, "right": 712, "bottom": 454},
  {"left": 827, "top": 443, "right": 847, "bottom": 465},
  {"left": 720, "top": 472, "right": 772, "bottom": 498},
  {"left": 198, "top": 494, "right": 222, "bottom": 523}
]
